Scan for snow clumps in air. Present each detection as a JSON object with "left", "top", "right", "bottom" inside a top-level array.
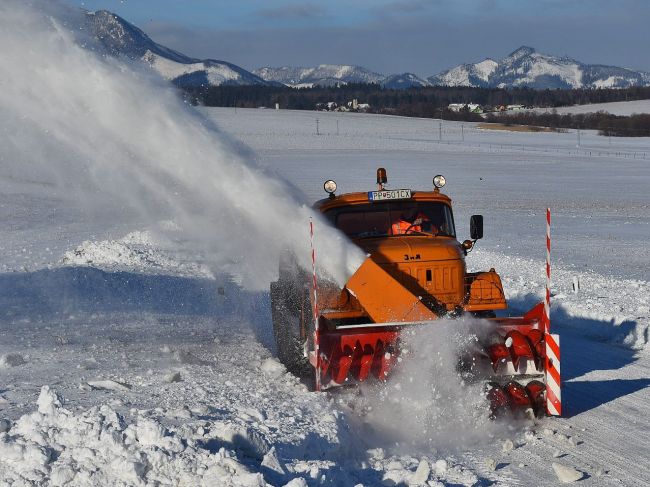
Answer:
[{"left": 260, "top": 358, "right": 287, "bottom": 378}]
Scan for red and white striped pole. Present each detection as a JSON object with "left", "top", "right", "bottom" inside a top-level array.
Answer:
[
  {"left": 544, "top": 208, "right": 551, "bottom": 333},
  {"left": 545, "top": 334, "right": 561, "bottom": 416},
  {"left": 543, "top": 208, "right": 561, "bottom": 416},
  {"left": 309, "top": 218, "right": 321, "bottom": 391}
]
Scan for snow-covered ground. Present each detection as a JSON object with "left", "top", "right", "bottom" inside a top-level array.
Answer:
[
  {"left": 533, "top": 99, "right": 650, "bottom": 116},
  {"left": 2, "top": 106, "right": 649, "bottom": 485},
  {"left": 1, "top": 3, "right": 649, "bottom": 484}
]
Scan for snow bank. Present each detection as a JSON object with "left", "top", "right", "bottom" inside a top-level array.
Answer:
[
  {"left": 471, "top": 249, "right": 650, "bottom": 351},
  {"left": 0, "top": 386, "right": 269, "bottom": 486},
  {"left": 62, "top": 231, "right": 214, "bottom": 279}
]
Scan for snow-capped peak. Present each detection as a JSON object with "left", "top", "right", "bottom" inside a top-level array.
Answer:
[
  {"left": 505, "top": 46, "right": 536, "bottom": 62},
  {"left": 85, "top": 10, "right": 269, "bottom": 87},
  {"left": 427, "top": 58, "right": 498, "bottom": 88},
  {"left": 429, "top": 46, "right": 650, "bottom": 89}
]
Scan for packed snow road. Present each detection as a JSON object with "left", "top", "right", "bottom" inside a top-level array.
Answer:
[{"left": 0, "top": 232, "right": 648, "bottom": 485}]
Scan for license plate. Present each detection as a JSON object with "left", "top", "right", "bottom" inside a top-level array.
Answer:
[{"left": 368, "top": 189, "right": 412, "bottom": 201}]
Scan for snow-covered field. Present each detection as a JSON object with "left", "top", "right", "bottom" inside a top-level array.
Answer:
[
  {"left": 2, "top": 106, "right": 649, "bottom": 485},
  {"left": 1, "top": 3, "right": 650, "bottom": 485},
  {"left": 534, "top": 99, "right": 650, "bottom": 116},
  {"left": 205, "top": 108, "right": 650, "bottom": 281}
]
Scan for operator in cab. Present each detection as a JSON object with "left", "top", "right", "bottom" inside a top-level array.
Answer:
[{"left": 391, "top": 210, "right": 437, "bottom": 235}]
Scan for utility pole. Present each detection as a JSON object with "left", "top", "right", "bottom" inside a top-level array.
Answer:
[
  {"left": 461, "top": 124, "right": 464, "bottom": 142},
  {"left": 316, "top": 118, "right": 320, "bottom": 136},
  {"left": 336, "top": 120, "right": 339, "bottom": 136},
  {"left": 577, "top": 129, "right": 581, "bottom": 147},
  {"left": 439, "top": 121, "right": 442, "bottom": 141}
]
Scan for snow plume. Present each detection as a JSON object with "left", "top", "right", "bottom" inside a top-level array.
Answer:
[
  {"left": 0, "top": 0, "right": 364, "bottom": 290},
  {"left": 358, "top": 318, "right": 503, "bottom": 452}
]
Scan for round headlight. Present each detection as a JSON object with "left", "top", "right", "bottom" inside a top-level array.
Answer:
[
  {"left": 433, "top": 175, "right": 446, "bottom": 189},
  {"left": 324, "top": 180, "right": 337, "bottom": 194}
]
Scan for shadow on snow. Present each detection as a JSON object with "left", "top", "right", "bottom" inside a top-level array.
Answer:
[
  {"left": 563, "top": 378, "right": 650, "bottom": 417},
  {"left": 507, "top": 294, "right": 648, "bottom": 417},
  {"left": 0, "top": 265, "right": 275, "bottom": 352}
]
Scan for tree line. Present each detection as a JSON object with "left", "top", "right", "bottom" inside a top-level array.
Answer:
[
  {"left": 180, "top": 83, "right": 650, "bottom": 136},
  {"left": 485, "top": 111, "right": 650, "bottom": 137},
  {"left": 182, "top": 83, "right": 650, "bottom": 110}
]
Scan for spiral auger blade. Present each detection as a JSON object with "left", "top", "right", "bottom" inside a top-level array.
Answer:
[{"left": 464, "top": 314, "right": 551, "bottom": 417}]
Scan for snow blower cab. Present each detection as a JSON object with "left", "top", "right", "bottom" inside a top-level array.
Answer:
[{"left": 271, "top": 168, "right": 561, "bottom": 417}]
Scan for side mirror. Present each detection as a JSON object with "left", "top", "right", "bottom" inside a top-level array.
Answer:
[{"left": 470, "top": 215, "right": 483, "bottom": 240}]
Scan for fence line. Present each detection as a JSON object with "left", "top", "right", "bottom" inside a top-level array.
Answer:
[{"left": 230, "top": 118, "right": 650, "bottom": 160}]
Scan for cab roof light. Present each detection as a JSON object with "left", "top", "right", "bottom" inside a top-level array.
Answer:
[
  {"left": 377, "top": 167, "right": 387, "bottom": 190},
  {"left": 324, "top": 179, "right": 337, "bottom": 198},
  {"left": 433, "top": 174, "right": 446, "bottom": 190}
]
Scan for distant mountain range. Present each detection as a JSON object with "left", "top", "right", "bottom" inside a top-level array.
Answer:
[
  {"left": 430, "top": 46, "right": 650, "bottom": 89},
  {"left": 86, "top": 10, "right": 650, "bottom": 90},
  {"left": 252, "top": 66, "right": 430, "bottom": 89}
]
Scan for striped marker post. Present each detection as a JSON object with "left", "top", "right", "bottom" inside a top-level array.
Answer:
[
  {"left": 546, "top": 334, "right": 561, "bottom": 416},
  {"left": 309, "top": 218, "right": 321, "bottom": 391},
  {"left": 544, "top": 208, "right": 551, "bottom": 332},
  {"left": 543, "top": 208, "right": 561, "bottom": 415}
]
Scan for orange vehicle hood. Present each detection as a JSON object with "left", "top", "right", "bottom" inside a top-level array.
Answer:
[{"left": 354, "top": 236, "right": 464, "bottom": 263}]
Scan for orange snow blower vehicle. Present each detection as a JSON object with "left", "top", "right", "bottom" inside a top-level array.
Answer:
[{"left": 271, "top": 169, "right": 561, "bottom": 417}]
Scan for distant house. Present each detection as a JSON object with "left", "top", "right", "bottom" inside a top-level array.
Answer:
[
  {"left": 315, "top": 102, "right": 339, "bottom": 111},
  {"left": 345, "top": 99, "right": 370, "bottom": 112},
  {"left": 507, "top": 104, "right": 526, "bottom": 111},
  {"left": 448, "top": 103, "right": 483, "bottom": 113}
]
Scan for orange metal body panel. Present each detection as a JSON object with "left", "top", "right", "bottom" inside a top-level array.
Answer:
[
  {"left": 465, "top": 271, "right": 508, "bottom": 311},
  {"left": 344, "top": 257, "right": 439, "bottom": 323},
  {"left": 314, "top": 189, "right": 508, "bottom": 317}
]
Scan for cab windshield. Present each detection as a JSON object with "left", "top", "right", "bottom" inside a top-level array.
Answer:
[{"left": 324, "top": 201, "right": 456, "bottom": 238}]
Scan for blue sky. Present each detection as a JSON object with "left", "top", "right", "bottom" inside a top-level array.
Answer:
[{"left": 66, "top": 0, "right": 650, "bottom": 76}]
